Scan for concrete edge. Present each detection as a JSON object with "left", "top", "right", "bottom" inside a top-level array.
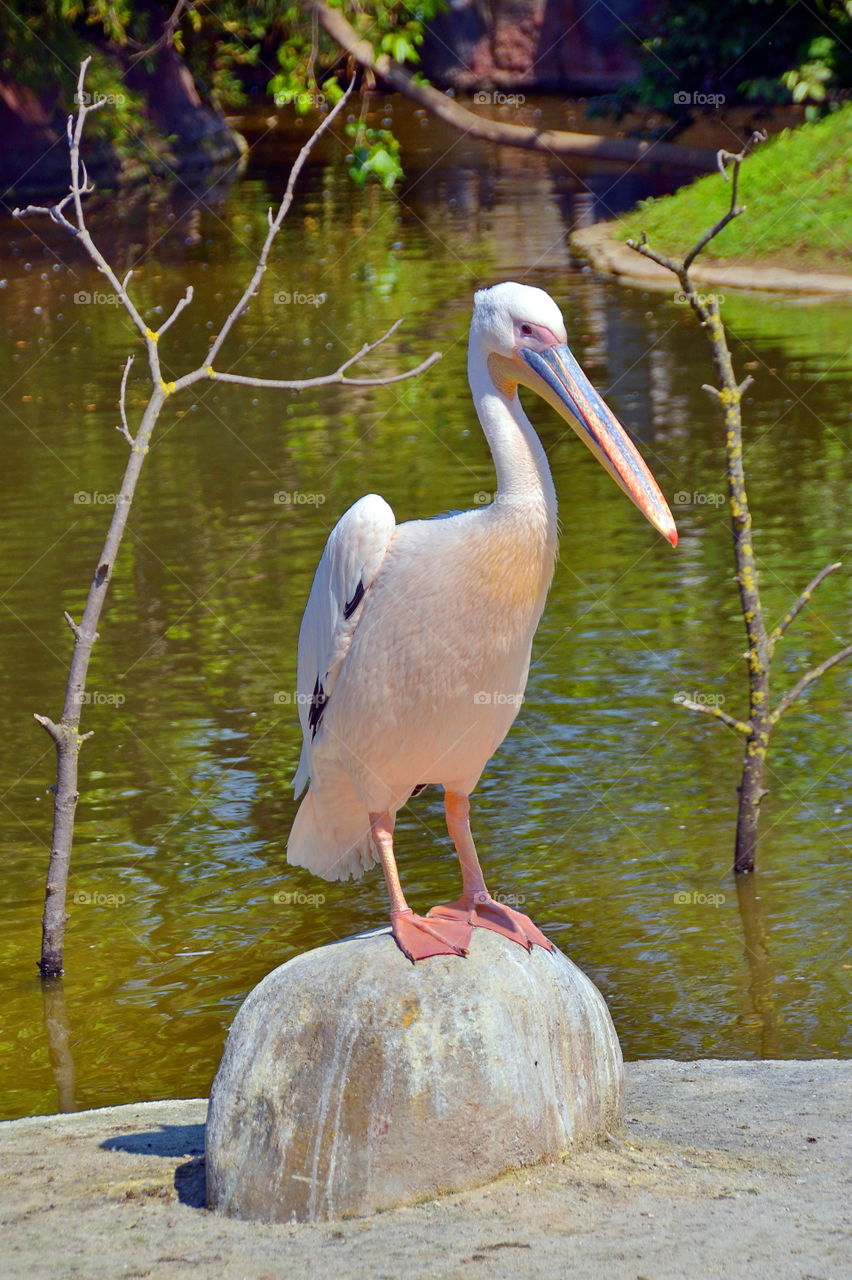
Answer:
[{"left": 569, "top": 223, "right": 852, "bottom": 297}]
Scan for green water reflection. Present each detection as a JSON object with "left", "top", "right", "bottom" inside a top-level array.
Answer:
[{"left": 0, "top": 117, "right": 849, "bottom": 1120}]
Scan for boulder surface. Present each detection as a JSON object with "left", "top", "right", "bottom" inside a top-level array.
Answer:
[{"left": 206, "top": 927, "right": 622, "bottom": 1222}]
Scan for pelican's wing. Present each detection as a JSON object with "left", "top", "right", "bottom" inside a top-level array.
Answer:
[{"left": 293, "top": 493, "right": 396, "bottom": 795}]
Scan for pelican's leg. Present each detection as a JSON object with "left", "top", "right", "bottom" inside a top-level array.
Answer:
[
  {"left": 370, "top": 811, "right": 472, "bottom": 963},
  {"left": 427, "top": 791, "right": 553, "bottom": 952}
]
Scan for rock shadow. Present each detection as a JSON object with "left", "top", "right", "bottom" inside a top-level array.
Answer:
[{"left": 100, "top": 1122, "right": 207, "bottom": 1209}]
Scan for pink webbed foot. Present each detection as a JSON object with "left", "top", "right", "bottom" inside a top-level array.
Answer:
[
  {"left": 390, "top": 907, "right": 472, "bottom": 963},
  {"left": 427, "top": 893, "right": 553, "bottom": 953}
]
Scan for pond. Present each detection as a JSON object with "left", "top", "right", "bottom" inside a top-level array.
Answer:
[{"left": 0, "top": 98, "right": 849, "bottom": 1120}]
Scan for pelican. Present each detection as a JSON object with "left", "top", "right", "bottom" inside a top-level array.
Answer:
[{"left": 287, "top": 283, "right": 677, "bottom": 962}]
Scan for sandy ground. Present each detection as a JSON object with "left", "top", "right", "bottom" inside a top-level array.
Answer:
[
  {"left": 569, "top": 224, "right": 852, "bottom": 295},
  {"left": 0, "top": 1059, "right": 849, "bottom": 1280}
]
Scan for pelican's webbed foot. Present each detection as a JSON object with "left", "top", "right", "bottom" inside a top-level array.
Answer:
[
  {"left": 427, "top": 893, "right": 553, "bottom": 953},
  {"left": 390, "top": 907, "right": 471, "bottom": 963}
]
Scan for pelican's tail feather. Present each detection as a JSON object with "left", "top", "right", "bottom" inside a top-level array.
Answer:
[{"left": 287, "top": 768, "right": 377, "bottom": 883}]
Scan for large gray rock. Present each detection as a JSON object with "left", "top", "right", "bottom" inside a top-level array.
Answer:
[{"left": 206, "top": 927, "right": 622, "bottom": 1222}]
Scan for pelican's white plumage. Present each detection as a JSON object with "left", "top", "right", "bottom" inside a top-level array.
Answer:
[{"left": 287, "top": 282, "right": 677, "bottom": 961}]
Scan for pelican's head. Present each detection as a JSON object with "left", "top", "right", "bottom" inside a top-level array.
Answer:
[{"left": 471, "top": 282, "right": 678, "bottom": 546}]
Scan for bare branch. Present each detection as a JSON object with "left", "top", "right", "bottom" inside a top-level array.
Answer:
[
  {"left": 771, "top": 645, "right": 852, "bottom": 724},
  {"left": 157, "top": 285, "right": 194, "bottom": 338},
  {"left": 179, "top": 321, "right": 441, "bottom": 395},
  {"left": 128, "top": 0, "right": 195, "bottom": 66},
  {"left": 33, "top": 713, "right": 62, "bottom": 744},
  {"left": 625, "top": 233, "right": 678, "bottom": 276},
  {"left": 202, "top": 80, "right": 356, "bottom": 373},
  {"left": 16, "top": 58, "right": 444, "bottom": 978},
  {"left": 625, "top": 133, "right": 772, "bottom": 875},
  {"left": 768, "top": 562, "right": 842, "bottom": 652},
  {"left": 117, "top": 355, "right": 136, "bottom": 445},
  {"left": 674, "top": 697, "right": 752, "bottom": 735},
  {"left": 682, "top": 133, "right": 766, "bottom": 272},
  {"left": 204, "top": 351, "right": 442, "bottom": 393},
  {"left": 15, "top": 59, "right": 161, "bottom": 380}
]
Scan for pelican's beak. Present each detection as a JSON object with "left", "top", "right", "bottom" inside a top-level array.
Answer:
[{"left": 518, "top": 344, "right": 678, "bottom": 547}]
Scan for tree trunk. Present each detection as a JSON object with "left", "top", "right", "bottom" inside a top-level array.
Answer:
[
  {"left": 734, "top": 729, "right": 768, "bottom": 875},
  {"left": 38, "top": 724, "right": 81, "bottom": 977}
]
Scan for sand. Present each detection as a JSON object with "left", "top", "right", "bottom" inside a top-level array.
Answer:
[{"left": 1, "top": 1059, "right": 848, "bottom": 1280}]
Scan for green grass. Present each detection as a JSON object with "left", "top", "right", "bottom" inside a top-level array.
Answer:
[{"left": 614, "top": 106, "right": 852, "bottom": 271}]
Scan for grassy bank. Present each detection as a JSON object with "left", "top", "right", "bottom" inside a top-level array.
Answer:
[{"left": 614, "top": 106, "right": 851, "bottom": 273}]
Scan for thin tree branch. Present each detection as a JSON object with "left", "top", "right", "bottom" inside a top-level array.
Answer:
[
  {"left": 205, "top": 357, "right": 442, "bottom": 392},
  {"left": 681, "top": 137, "right": 765, "bottom": 271},
  {"left": 16, "top": 58, "right": 442, "bottom": 977},
  {"left": 770, "top": 645, "right": 852, "bottom": 724},
  {"left": 626, "top": 136, "right": 773, "bottom": 874},
  {"left": 127, "top": 0, "right": 195, "bottom": 66},
  {"left": 308, "top": 0, "right": 715, "bottom": 172},
  {"left": 14, "top": 59, "right": 163, "bottom": 386},
  {"left": 33, "top": 713, "right": 62, "bottom": 745},
  {"left": 201, "top": 79, "right": 356, "bottom": 373},
  {"left": 175, "top": 316, "right": 441, "bottom": 395},
  {"left": 158, "top": 285, "right": 194, "bottom": 338},
  {"left": 674, "top": 697, "right": 752, "bottom": 735},
  {"left": 768, "top": 561, "right": 842, "bottom": 653},
  {"left": 117, "top": 355, "right": 136, "bottom": 445}
]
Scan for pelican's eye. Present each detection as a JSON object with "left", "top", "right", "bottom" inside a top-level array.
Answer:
[{"left": 514, "top": 318, "right": 561, "bottom": 351}]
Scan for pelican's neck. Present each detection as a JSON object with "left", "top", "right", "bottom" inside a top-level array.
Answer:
[{"left": 468, "top": 348, "right": 557, "bottom": 522}]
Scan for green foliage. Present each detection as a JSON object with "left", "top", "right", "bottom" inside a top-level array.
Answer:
[
  {"left": 174, "top": 1, "right": 444, "bottom": 184},
  {"left": 1, "top": 1, "right": 445, "bottom": 184},
  {"left": 174, "top": 2, "right": 445, "bottom": 117},
  {"left": 346, "top": 122, "right": 403, "bottom": 188},
  {"left": 0, "top": 1, "right": 149, "bottom": 156},
  {"left": 614, "top": 105, "right": 852, "bottom": 268},
  {"left": 613, "top": 0, "right": 852, "bottom": 120}
]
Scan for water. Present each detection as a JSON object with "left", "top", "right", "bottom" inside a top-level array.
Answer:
[{"left": 0, "top": 101, "right": 849, "bottom": 1120}]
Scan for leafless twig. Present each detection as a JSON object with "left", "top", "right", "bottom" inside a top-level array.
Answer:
[
  {"left": 627, "top": 136, "right": 849, "bottom": 874},
  {"left": 16, "top": 60, "right": 441, "bottom": 977}
]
